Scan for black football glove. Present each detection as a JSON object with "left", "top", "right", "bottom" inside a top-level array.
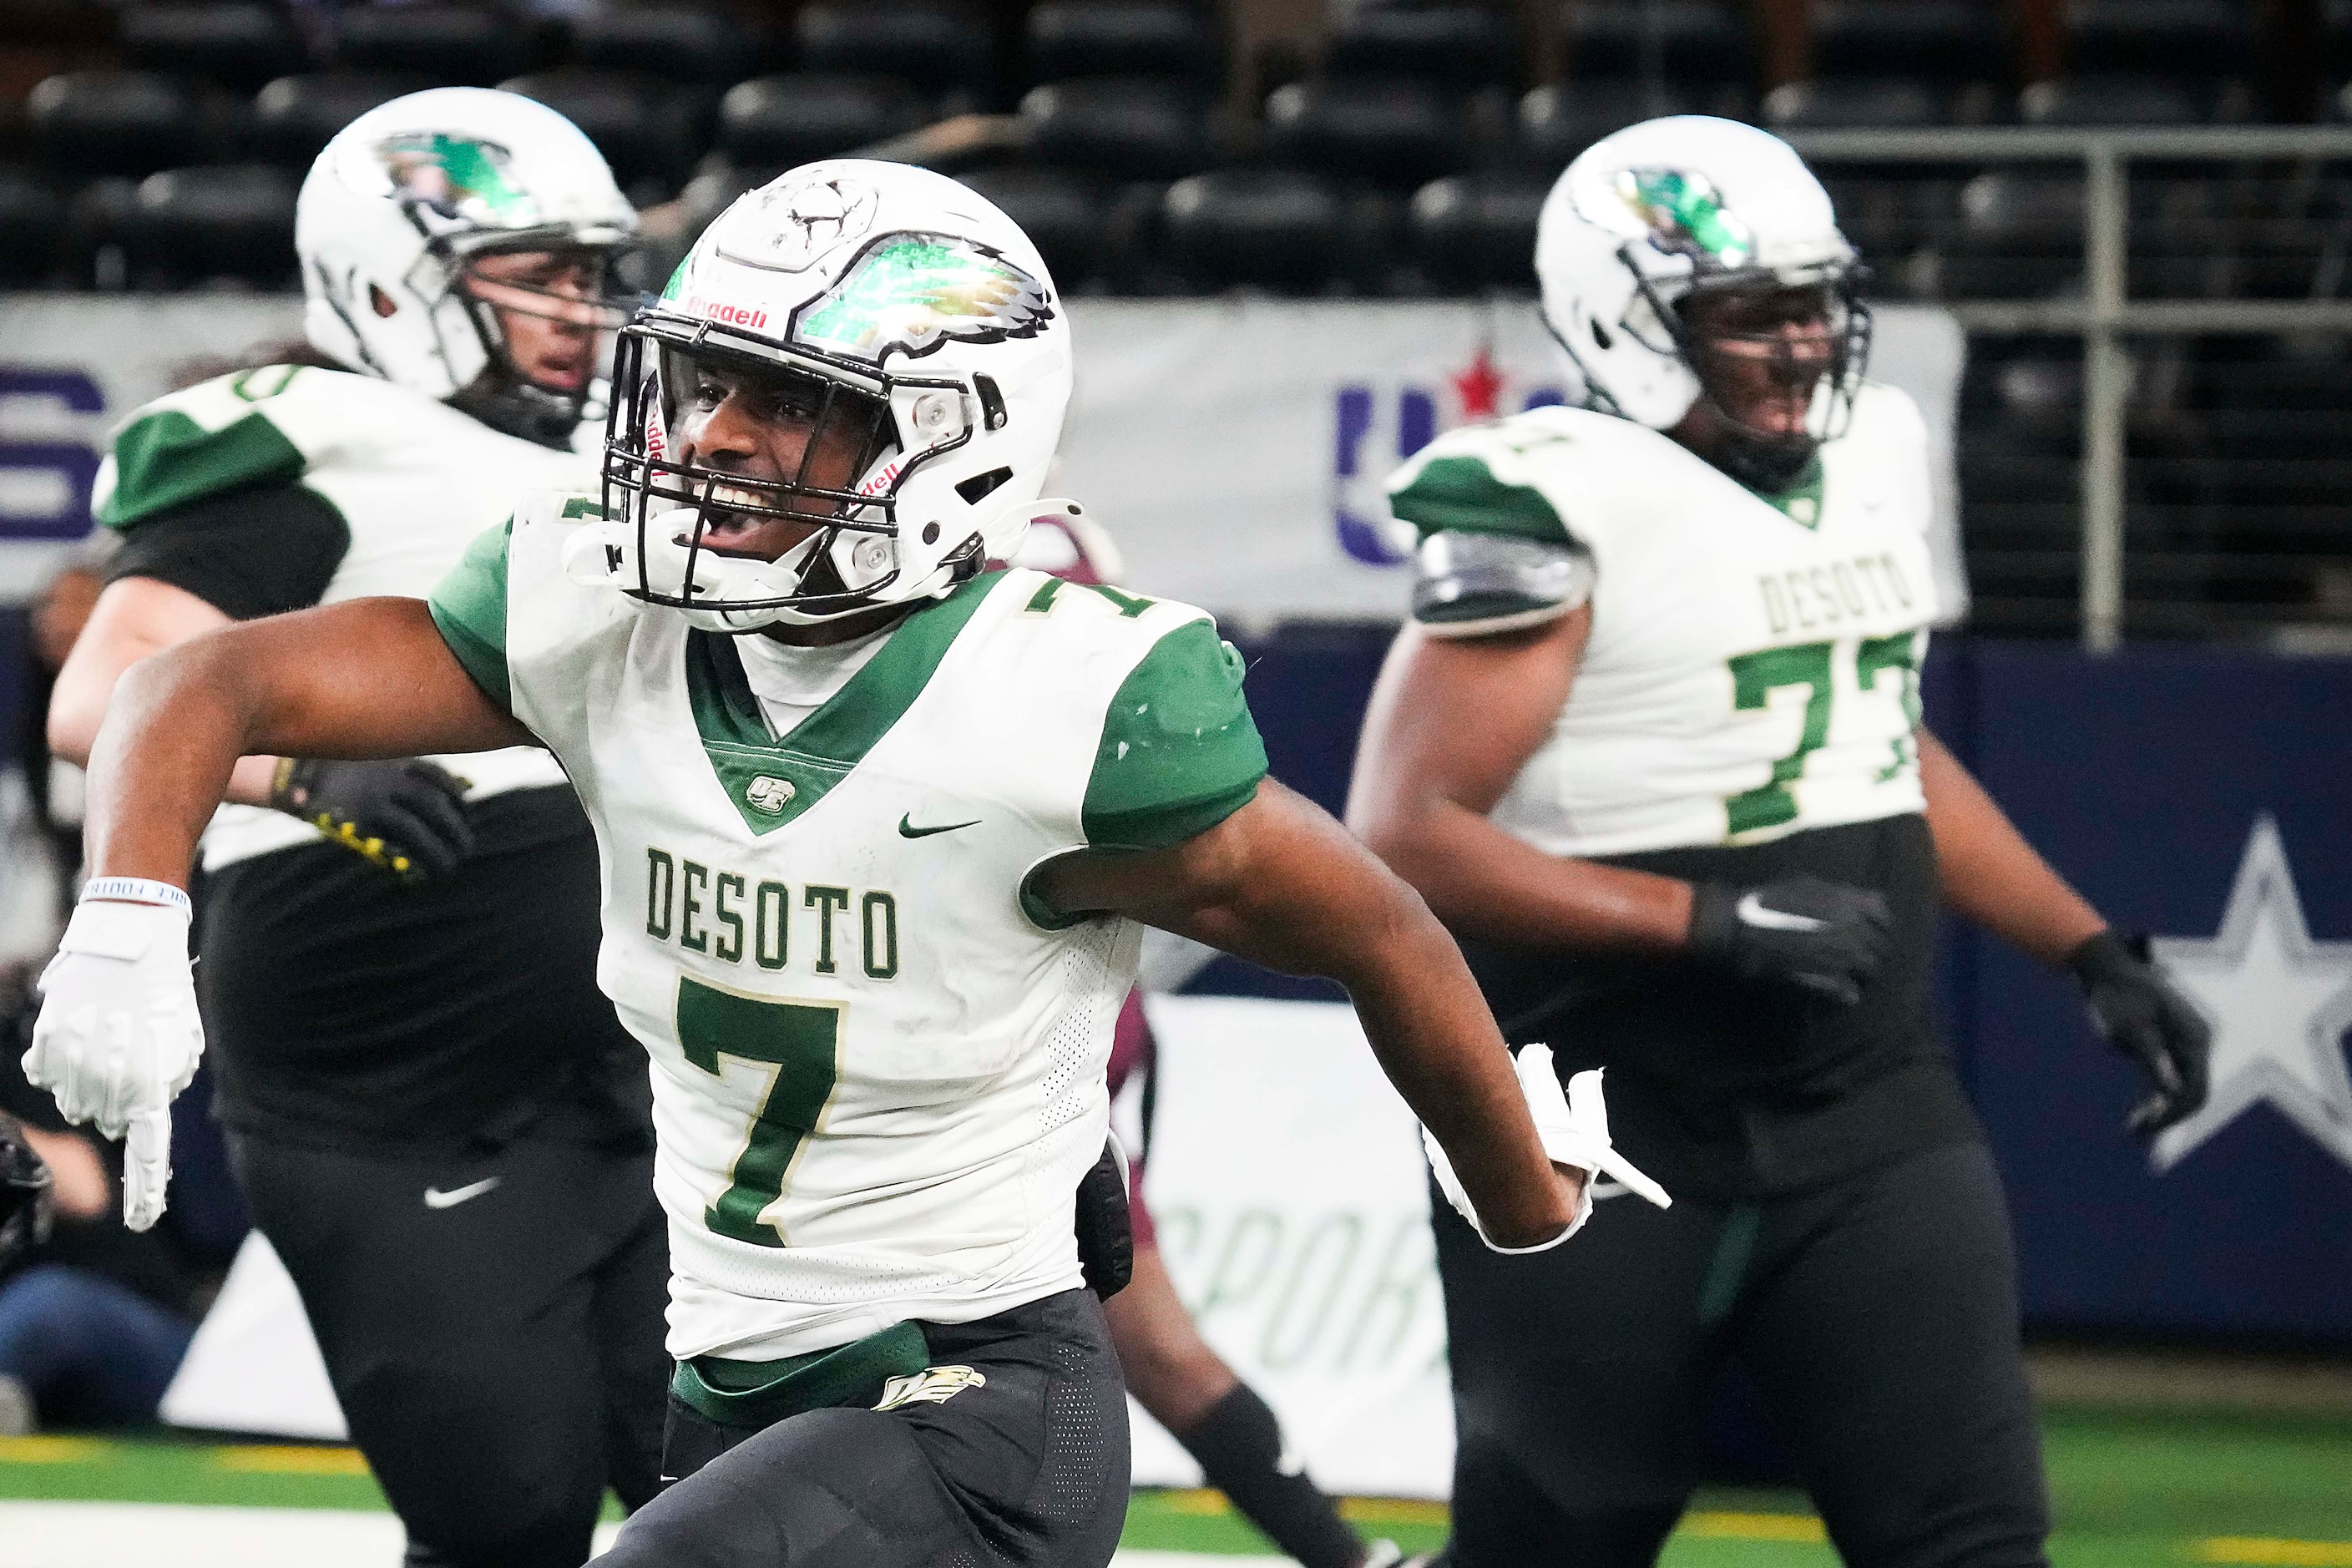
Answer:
[
  {"left": 1687, "top": 875, "right": 1894, "bottom": 1008},
  {"left": 2067, "top": 929, "right": 2212, "bottom": 1139},
  {"left": 1, "top": 1121, "right": 54, "bottom": 1271},
  {"left": 269, "top": 757, "right": 476, "bottom": 880}
]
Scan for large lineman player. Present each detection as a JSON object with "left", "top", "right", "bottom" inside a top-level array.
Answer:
[
  {"left": 43, "top": 89, "right": 666, "bottom": 1566},
  {"left": 1348, "top": 119, "right": 2210, "bottom": 1566},
  {"left": 25, "top": 161, "right": 1662, "bottom": 1565}
]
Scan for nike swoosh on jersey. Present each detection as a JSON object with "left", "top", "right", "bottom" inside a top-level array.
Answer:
[
  {"left": 1736, "top": 892, "right": 1828, "bottom": 933},
  {"left": 898, "top": 815, "right": 981, "bottom": 838},
  {"left": 423, "top": 1177, "right": 501, "bottom": 1210}
]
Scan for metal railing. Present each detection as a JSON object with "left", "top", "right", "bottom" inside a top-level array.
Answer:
[{"left": 1787, "top": 125, "right": 2352, "bottom": 650}]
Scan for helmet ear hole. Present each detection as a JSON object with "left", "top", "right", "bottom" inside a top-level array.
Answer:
[
  {"left": 955, "top": 466, "right": 1012, "bottom": 504},
  {"left": 1590, "top": 316, "right": 1613, "bottom": 352}
]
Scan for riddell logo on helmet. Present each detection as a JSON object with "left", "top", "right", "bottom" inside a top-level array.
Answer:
[{"left": 685, "top": 296, "right": 769, "bottom": 331}]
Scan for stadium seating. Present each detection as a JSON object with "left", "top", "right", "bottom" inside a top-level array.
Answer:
[
  {"left": 959, "top": 164, "right": 1120, "bottom": 286},
  {"left": 118, "top": 3, "right": 307, "bottom": 94},
  {"left": 1023, "top": 77, "right": 1217, "bottom": 180},
  {"left": 1517, "top": 78, "right": 1703, "bottom": 169},
  {"left": 1810, "top": 0, "right": 2006, "bottom": 88},
  {"left": 1323, "top": 5, "right": 1514, "bottom": 89},
  {"left": 1763, "top": 78, "right": 1955, "bottom": 130},
  {"left": 331, "top": 7, "right": 538, "bottom": 88},
  {"left": 796, "top": 3, "right": 996, "bottom": 109},
  {"left": 2064, "top": 0, "right": 2254, "bottom": 81},
  {"left": 0, "top": 169, "right": 64, "bottom": 286},
  {"left": 1023, "top": 2, "right": 1218, "bottom": 86},
  {"left": 250, "top": 73, "right": 437, "bottom": 171},
  {"left": 1164, "top": 166, "right": 1398, "bottom": 292},
  {"left": 498, "top": 73, "right": 703, "bottom": 204},
  {"left": 569, "top": 6, "right": 771, "bottom": 86},
  {"left": 716, "top": 73, "right": 931, "bottom": 173},
  {"left": 28, "top": 71, "right": 227, "bottom": 180},
  {"left": 1408, "top": 169, "right": 1548, "bottom": 291},
  {"left": 119, "top": 164, "right": 300, "bottom": 289},
  {"left": 1563, "top": 0, "right": 1751, "bottom": 91},
  {"left": 1262, "top": 77, "right": 1485, "bottom": 190},
  {"left": 2018, "top": 74, "right": 2216, "bottom": 127}
]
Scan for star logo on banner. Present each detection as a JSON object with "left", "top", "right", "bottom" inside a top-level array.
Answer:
[
  {"left": 1452, "top": 346, "right": 1503, "bottom": 422},
  {"left": 2148, "top": 816, "right": 2352, "bottom": 1175}
]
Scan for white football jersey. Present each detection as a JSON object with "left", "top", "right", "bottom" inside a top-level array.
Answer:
[
  {"left": 94, "top": 366, "right": 590, "bottom": 868},
  {"left": 1388, "top": 382, "right": 1939, "bottom": 857},
  {"left": 428, "top": 493, "right": 1268, "bottom": 1358}
]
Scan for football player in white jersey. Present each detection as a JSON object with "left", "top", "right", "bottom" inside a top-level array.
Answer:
[
  {"left": 41, "top": 90, "right": 669, "bottom": 1566},
  {"left": 25, "top": 160, "right": 1662, "bottom": 1567},
  {"left": 1347, "top": 119, "right": 2211, "bottom": 1568}
]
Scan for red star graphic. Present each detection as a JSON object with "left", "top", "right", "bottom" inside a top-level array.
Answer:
[{"left": 1452, "top": 346, "right": 1504, "bottom": 422}]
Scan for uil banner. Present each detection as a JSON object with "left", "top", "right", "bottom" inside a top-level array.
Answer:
[
  {"left": 1, "top": 294, "right": 1965, "bottom": 620},
  {"left": 0, "top": 295, "right": 303, "bottom": 601},
  {"left": 1057, "top": 299, "right": 1970, "bottom": 625},
  {"left": 1129, "top": 995, "right": 1454, "bottom": 1499}
]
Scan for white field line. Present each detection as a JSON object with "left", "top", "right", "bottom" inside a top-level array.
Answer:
[{"left": 0, "top": 1501, "right": 1268, "bottom": 1567}]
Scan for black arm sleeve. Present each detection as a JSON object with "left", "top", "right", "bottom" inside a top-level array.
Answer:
[{"left": 103, "top": 479, "right": 351, "bottom": 620}]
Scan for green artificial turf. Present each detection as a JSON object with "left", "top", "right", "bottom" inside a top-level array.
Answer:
[{"left": 3, "top": 1404, "right": 2348, "bottom": 1563}]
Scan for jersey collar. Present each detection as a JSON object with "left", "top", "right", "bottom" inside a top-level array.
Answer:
[{"left": 685, "top": 570, "right": 1005, "bottom": 833}]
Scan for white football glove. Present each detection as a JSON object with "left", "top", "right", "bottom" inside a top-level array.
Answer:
[
  {"left": 1424, "top": 1045, "right": 1672, "bottom": 1253},
  {"left": 24, "top": 898, "right": 205, "bottom": 1232}
]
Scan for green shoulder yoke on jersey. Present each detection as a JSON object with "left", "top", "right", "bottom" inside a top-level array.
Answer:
[{"left": 100, "top": 365, "right": 314, "bottom": 529}]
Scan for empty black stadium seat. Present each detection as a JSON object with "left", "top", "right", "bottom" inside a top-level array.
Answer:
[
  {"left": 717, "top": 74, "right": 930, "bottom": 169},
  {"left": 1940, "top": 171, "right": 2086, "bottom": 298},
  {"left": 2019, "top": 74, "right": 2209, "bottom": 126},
  {"left": 498, "top": 73, "right": 701, "bottom": 201},
  {"left": 1022, "top": 78, "right": 1214, "bottom": 180},
  {"left": 28, "top": 71, "right": 221, "bottom": 179},
  {"left": 1024, "top": 3, "right": 1216, "bottom": 84},
  {"left": 1263, "top": 78, "right": 1476, "bottom": 190},
  {"left": 1811, "top": 1, "right": 2004, "bottom": 85},
  {"left": 1409, "top": 169, "right": 1545, "bottom": 291},
  {"left": 2066, "top": 0, "right": 2252, "bottom": 80},
  {"left": 572, "top": 6, "right": 768, "bottom": 86},
  {"left": 1565, "top": 1, "right": 1750, "bottom": 89},
  {"left": 1518, "top": 78, "right": 1705, "bottom": 168},
  {"left": 251, "top": 73, "right": 436, "bottom": 170},
  {"left": 958, "top": 165, "right": 1115, "bottom": 285},
  {"left": 1763, "top": 78, "right": 1951, "bottom": 129},
  {"left": 797, "top": 4, "right": 994, "bottom": 105},
  {"left": 120, "top": 164, "right": 298, "bottom": 287},
  {"left": 119, "top": 3, "right": 309, "bottom": 93},
  {"left": 1163, "top": 167, "right": 1348, "bottom": 291},
  {"left": 1324, "top": 6, "right": 1511, "bottom": 88},
  {"left": 0, "top": 170, "right": 65, "bottom": 285},
  {"left": 333, "top": 7, "right": 536, "bottom": 87}
]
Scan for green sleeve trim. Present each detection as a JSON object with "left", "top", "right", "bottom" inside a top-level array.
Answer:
[
  {"left": 1388, "top": 453, "right": 1569, "bottom": 544},
  {"left": 101, "top": 408, "right": 307, "bottom": 529},
  {"left": 1083, "top": 618, "right": 1268, "bottom": 850},
  {"left": 427, "top": 521, "right": 514, "bottom": 714}
]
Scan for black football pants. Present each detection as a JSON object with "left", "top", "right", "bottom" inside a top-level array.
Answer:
[
  {"left": 601, "top": 1289, "right": 1130, "bottom": 1568},
  {"left": 1436, "top": 1139, "right": 2051, "bottom": 1568},
  {"left": 229, "top": 1126, "right": 670, "bottom": 1568}
]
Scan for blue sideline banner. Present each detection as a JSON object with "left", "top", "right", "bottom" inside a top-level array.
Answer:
[{"left": 1958, "top": 645, "right": 2352, "bottom": 1341}]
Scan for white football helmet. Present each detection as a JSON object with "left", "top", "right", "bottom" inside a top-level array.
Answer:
[
  {"left": 586, "top": 159, "right": 1073, "bottom": 631},
  {"left": 298, "top": 87, "right": 639, "bottom": 446},
  {"left": 1535, "top": 115, "right": 1869, "bottom": 487}
]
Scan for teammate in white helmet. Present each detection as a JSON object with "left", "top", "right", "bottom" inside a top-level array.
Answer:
[
  {"left": 1347, "top": 117, "right": 2210, "bottom": 1568},
  {"left": 39, "top": 89, "right": 666, "bottom": 1566},
  {"left": 26, "top": 159, "right": 1662, "bottom": 1567}
]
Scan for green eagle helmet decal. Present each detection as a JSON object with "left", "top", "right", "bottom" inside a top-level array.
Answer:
[
  {"left": 789, "top": 232, "right": 1054, "bottom": 363},
  {"left": 1616, "top": 166, "right": 1754, "bottom": 270},
  {"left": 375, "top": 132, "right": 542, "bottom": 229}
]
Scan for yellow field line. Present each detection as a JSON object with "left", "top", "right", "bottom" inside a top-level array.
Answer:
[
  {"left": 2200, "top": 1539, "right": 2352, "bottom": 1565},
  {"left": 1682, "top": 1510, "right": 1830, "bottom": 1542},
  {"left": 1339, "top": 1498, "right": 1450, "bottom": 1528},
  {"left": 210, "top": 1445, "right": 372, "bottom": 1476},
  {"left": 0, "top": 1436, "right": 109, "bottom": 1464}
]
